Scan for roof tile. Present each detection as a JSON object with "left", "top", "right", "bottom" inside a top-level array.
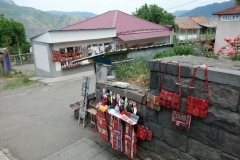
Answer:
[
  {"left": 60, "top": 10, "right": 173, "bottom": 41},
  {"left": 213, "top": 5, "right": 240, "bottom": 15},
  {"left": 175, "top": 17, "right": 201, "bottom": 29}
]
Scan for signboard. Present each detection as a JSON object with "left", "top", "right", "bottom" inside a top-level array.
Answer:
[
  {"left": 221, "top": 15, "right": 240, "bottom": 21},
  {"left": 78, "top": 77, "right": 90, "bottom": 124}
]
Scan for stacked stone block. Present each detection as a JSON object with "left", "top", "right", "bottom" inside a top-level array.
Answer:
[{"left": 95, "top": 59, "right": 240, "bottom": 160}]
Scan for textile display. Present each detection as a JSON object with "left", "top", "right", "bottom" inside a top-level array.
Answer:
[
  {"left": 123, "top": 123, "right": 137, "bottom": 159},
  {"left": 96, "top": 110, "right": 108, "bottom": 141},
  {"left": 137, "top": 125, "right": 152, "bottom": 141},
  {"left": 112, "top": 117, "right": 123, "bottom": 152},
  {"left": 186, "top": 65, "right": 209, "bottom": 118},
  {"left": 147, "top": 93, "right": 160, "bottom": 111},
  {"left": 172, "top": 110, "right": 191, "bottom": 130},
  {"left": 159, "top": 61, "right": 182, "bottom": 111}
]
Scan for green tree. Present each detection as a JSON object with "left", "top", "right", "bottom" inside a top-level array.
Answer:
[
  {"left": 132, "top": 4, "right": 175, "bottom": 25},
  {"left": 0, "top": 15, "right": 29, "bottom": 54},
  {"left": 0, "top": 14, "right": 4, "bottom": 19},
  {"left": 236, "top": 0, "right": 240, "bottom": 5}
]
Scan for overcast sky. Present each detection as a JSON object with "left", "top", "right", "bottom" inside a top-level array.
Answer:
[{"left": 13, "top": 0, "right": 230, "bottom": 14}]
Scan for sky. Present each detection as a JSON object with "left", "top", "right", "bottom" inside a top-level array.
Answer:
[{"left": 13, "top": 0, "right": 231, "bottom": 14}]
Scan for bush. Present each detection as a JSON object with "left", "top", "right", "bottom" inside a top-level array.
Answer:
[
  {"left": 115, "top": 57, "right": 149, "bottom": 87},
  {"left": 153, "top": 49, "right": 176, "bottom": 59}
]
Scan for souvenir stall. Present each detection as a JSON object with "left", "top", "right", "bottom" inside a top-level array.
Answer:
[{"left": 93, "top": 88, "right": 152, "bottom": 159}]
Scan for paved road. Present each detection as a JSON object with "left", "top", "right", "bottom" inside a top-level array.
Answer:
[
  {"left": 12, "top": 64, "right": 35, "bottom": 74},
  {"left": 0, "top": 77, "right": 97, "bottom": 160}
]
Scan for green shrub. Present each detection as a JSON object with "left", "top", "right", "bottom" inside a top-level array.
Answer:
[
  {"left": 115, "top": 57, "right": 149, "bottom": 87},
  {"left": 153, "top": 49, "right": 176, "bottom": 59}
]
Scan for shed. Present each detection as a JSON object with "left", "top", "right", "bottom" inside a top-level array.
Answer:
[{"left": 0, "top": 48, "right": 11, "bottom": 75}]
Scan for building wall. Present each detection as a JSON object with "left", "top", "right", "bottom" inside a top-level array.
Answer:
[
  {"left": 32, "top": 41, "right": 53, "bottom": 77},
  {"left": 214, "top": 15, "right": 240, "bottom": 53}
]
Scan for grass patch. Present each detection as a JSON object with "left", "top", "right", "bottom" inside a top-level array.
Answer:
[
  {"left": 115, "top": 58, "right": 150, "bottom": 88},
  {"left": 2, "top": 71, "right": 40, "bottom": 90},
  {"left": 153, "top": 49, "right": 176, "bottom": 59}
]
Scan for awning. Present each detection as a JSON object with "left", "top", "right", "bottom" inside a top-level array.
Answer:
[{"left": 117, "top": 30, "right": 174, "bottom": 41}]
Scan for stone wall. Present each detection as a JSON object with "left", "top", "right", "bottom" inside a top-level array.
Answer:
[{"left": 95, "top": 58, "right": 240, "bottom": 160}]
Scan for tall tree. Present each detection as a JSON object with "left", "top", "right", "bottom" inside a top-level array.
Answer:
[
  {"left": 132, "top": 4, "right": 175, "bottom": 25},
  {"left": 236, "top": 0, "right": 240, "bottom": 5},
  {"left": 0, "top": 16, "right": 29, "bottom": 54}
]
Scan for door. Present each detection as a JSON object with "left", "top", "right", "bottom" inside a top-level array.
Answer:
[{"left": 4, "top": 54, "right": 11, "bottom": 72}]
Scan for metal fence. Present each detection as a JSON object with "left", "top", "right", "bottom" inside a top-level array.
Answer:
[{"left": 10, "top": 53, "right": 34, "bottom": 65}]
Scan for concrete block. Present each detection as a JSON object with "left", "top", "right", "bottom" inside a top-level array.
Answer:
[
  {"left": 157, "top": 108, "right": 184, "bottom": 133},
  {"left": 160, "top": 73, "right": 191, "bottom": 98},
  {"left": 192, "top": 67, "right": 240, "bottom": 88},
  {"left": 125, "top": 90, "right": 147, "bottom": 105},
  {"left": 148, "top": 60, "right": 162, "bottom": 71},
  {"left": 163, "top": 128, "right": 188, "bottom": 152},
  {"left": 199, "top": 106, "right": 240, "bottom": 135},
  {"left": 190, "top": 80, "right": 239, "bottom": 112},
  {"left": 147, "top": 108, "right": 158, "bottom": 123},
  {"left": 187, "top": 138, "right": 221, "bottom": 160},
  {"left": 149, "top": 71, "right": 160, "bottom": 90},
  {"left": 148, "top": 60, "right": 192, "bottom": 78},
  {"left": 139, "top": 104, "right": 148, "bottom": 121},
  {"left": 155, "top": 140, "right": 179, "bottom": 160},
  {"left": 90, "top": 150, "right": 114, "bottom": 160},
  {"left": 138, "top": 138, "right": 156, "bottom": 152},
  {"left": 59, "top": 142, "right": 89, "bottom": 160},
  {"left": 179, "top": 152, "right": 197, "bottom": 160},
  {"left": 221, "top": 153, "right": 239, "bottom": 160},
  {"left": 148, "top": 122, "right": 164, "bottom": 141},
  {"left": 69, "top": 144, "right": 104, "bottom": 160},
  {"left": 217, "top": 130, "right": 240, "bottom": 159},
  {"left": 183, "top": 121, "right": 219, "bottom": 148}
]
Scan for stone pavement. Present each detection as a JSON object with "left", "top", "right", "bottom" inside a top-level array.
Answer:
[
  {"left": 42, "top": 138, "right": 139, "bottom": 160},
  {"left": 0, "top": 151, "right": 9, "bottom": 160}
]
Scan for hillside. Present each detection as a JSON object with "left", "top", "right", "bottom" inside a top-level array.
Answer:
[
  {"left": 47, "top": 11, "right": 97, "bottom": 18},
  {"left": 173, "top": 10, "right": 189, "bottom": 17},
  {"left": 0, "top": 1, "right": 86, "bottom": 39},
  {"left": 179, "top": 0, "right": 235, "bottom": 17}
]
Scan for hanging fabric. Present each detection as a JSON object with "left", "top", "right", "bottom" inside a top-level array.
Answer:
[
  {"left": 172, "top": 110, "right": 191, "bottom": 130},
  {"left": 159, "top": 61, "right": 182, "bottom": 111},
  {"left": 112, "top": 117, "right": 123, "bottom": 152},
  {"left": 186, "top": 65, "right": 209, "bottom": 118},
  {"left": 147, "top": 93, "right": 161, "bottom": 111},
  {"left": 123, "top": 123, "right": 137, "bottom": 159},
  {"left": 96, "top": 110, "right": 108, "bottom": 141}
]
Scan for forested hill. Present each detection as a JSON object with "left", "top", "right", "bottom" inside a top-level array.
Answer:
[
  {"left": 178, "top": 0, "right": 235, "bottom": 17},
  {"left": 47, "top": 11, "right": 96, "bottom": 18},
  {"left": 0, "top": 0, "right": 86, "bottom": 39}
]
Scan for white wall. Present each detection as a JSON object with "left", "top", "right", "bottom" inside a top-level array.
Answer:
[
  {"left": 31, "top": 32, "right": 50, "bottom": 43},
  {"left": 33, "top": 44, "right": 50, "bottom": 73},
  {"left": 214, "top": 15, "right": 240, "bottom": 53},
  {"left": 49, "top": 29, "right": 116, "bottom": 43}
]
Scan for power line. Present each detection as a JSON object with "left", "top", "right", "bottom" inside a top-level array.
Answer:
[{"left": 166, "top": 0, "right": 197, "bottom": 10}]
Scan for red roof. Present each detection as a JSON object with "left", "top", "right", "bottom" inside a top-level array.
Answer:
[
  {"left": 61, "top": 10, "right": 173, "bottom": 41},
  {"left": 213, "top": 5, "right": 240, "bottom": 15}
]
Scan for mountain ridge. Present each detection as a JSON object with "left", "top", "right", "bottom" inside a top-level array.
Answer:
[
  {"left": 0, "top": 0, "right": 86, "bottom": 39},
  {"left": 47, "top": 11, "right": 97, "bottom": 18},
  {"left": 178, "top": 0, "right": 235, "bottom": 17}
]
